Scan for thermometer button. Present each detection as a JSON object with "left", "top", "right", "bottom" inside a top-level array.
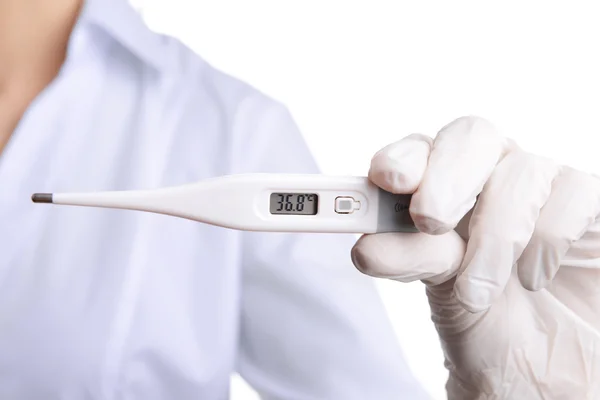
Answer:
[{"left": 335, "top": 196, "right": 361, "bottom": 214}]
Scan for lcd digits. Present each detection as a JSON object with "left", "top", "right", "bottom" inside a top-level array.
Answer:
[{"left": 269, "top": 193, "right": 318, "bottom": 215}]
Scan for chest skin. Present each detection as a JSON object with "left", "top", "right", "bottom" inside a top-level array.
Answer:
[
  {"left": 0, "top": 78, "right": 53, "bottom": 159},
  {"left": 0, "top": 104, "right": 19, "bottom": 156}
]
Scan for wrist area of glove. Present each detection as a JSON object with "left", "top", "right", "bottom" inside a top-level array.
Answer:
[
  {"left": 445, "top": 366, "right": 600, "bottom": 400},
  {"left": 445, "top": 366, "right": 547, "bottom": 400},
  {"left": 440, "top": 326, "right": 600, "bottom": 400},
  {"left": 429, "top": 279, "right": 600, "bottom": 399}
]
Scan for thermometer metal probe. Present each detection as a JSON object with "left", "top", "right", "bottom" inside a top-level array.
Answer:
[{"left": 31, "top": 173, "right": 417, "bottom": 234}]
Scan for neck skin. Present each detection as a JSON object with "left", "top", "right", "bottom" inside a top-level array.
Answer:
[{"left": 0, "top": 0, "right": 83, "bottom": 155}]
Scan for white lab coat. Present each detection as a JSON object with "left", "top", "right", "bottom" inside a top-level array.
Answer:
[{"left": 0, "top": 0, "right": 430, "bottom": 398}]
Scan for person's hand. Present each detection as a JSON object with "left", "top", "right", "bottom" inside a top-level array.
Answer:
[{"left": 351, "top": 116, "right": 600, "bottom": 399}]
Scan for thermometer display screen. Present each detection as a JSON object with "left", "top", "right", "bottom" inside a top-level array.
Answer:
[{"left": 269, "top": 193, "right": 318, "bottom": 215}]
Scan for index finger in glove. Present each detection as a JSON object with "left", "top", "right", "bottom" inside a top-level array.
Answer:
[{"left": 411, "top": 116, "right": 515, "bottom": 235}]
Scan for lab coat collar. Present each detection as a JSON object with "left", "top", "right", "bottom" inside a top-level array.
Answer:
[{"left": 78, "top": 0, "right": 167, "bottom": 73}]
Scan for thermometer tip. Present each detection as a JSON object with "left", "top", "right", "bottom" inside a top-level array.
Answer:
[{"left": 32, "top": 193, "right": 54, "bottom": 203}]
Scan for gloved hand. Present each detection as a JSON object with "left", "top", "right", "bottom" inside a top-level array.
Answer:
[{"left": 351, "top": 116, "right": 600, "bottom": 400}]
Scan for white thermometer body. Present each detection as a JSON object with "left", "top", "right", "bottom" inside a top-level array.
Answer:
[{"left": 32, "top": 174, "right": 417, "bottom": 234}]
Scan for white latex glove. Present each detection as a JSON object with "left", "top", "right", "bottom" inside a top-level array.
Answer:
[{"left": 351, "top": 116, "right": 600, "bottom": 400}]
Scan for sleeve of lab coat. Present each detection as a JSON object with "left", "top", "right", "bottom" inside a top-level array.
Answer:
[{"left": 231, "top": 94, "right": 431, "bottom": 400}]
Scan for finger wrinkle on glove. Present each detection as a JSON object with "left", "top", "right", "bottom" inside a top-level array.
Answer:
[
  {"left": 566, "top": 222, "right": 600, "bottom": 259},
  {"left": 368, "top": 167, "right": 420, "bottom": 195},
  {"left": 428, "top": 302, "right": 483, "bottom": 339},
  {"left": 455, "top": 233, "right": 526, "bottom": 313},
  {"left": 368, "top": 133, "right": 432, "bottom": 194},
  {"left": 453, "top": 283, "right": 496, "bottom": 313},
  {"left": 410, "top": 212, "right": 458, "bottom": 235},
  {"left": 517, "top": 234, "right": 565, "bottom": 291}
]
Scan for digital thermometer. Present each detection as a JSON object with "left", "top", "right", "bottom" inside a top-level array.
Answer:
[{"left": 32, "top": 173, "right": 417, "bottom": 234}]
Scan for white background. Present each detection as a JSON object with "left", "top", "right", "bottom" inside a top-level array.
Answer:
[{"left": 130, "top": 1, "right": 600, "bottom": 398}]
